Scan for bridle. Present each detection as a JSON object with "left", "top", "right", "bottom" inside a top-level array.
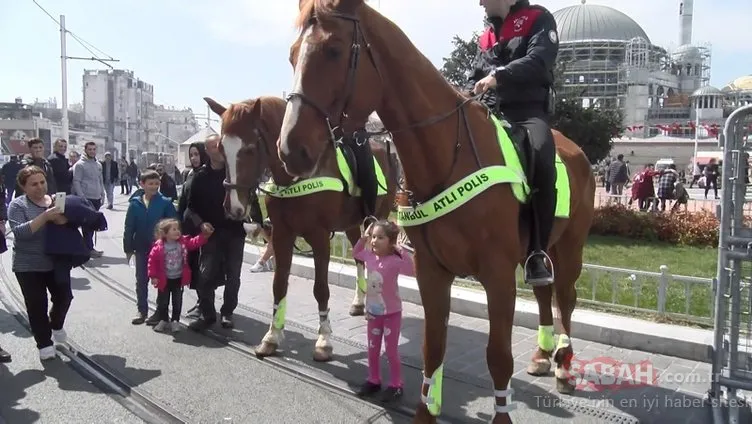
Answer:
[
  {"left": 283, "top": 9, "right": 489, "bottom": 194},
  {"left": 286, "top": 12, "right": 383, "bottom": 149},
  {"left": 221, "top": 127, "right": 274, "bottom": 203}
]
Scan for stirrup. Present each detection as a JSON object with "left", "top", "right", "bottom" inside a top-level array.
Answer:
[{"left": 523, "top": 250, "right": 555, "bottom": 286}]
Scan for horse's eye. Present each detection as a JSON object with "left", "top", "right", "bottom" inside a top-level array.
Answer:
[{"left": 324, "top": 45, "right": 341, "bottom": 60}]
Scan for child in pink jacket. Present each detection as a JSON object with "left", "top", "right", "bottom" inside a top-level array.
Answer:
[{"left": 147, "top": 218, "right": 213, "bottom": 333}]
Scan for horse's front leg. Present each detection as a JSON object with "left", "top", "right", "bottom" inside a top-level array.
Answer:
[
  {"left": 345, "top": 227, "right": 366, "bottom": 316},
  {"left": 255, "top": 225, "right": 295, "bottom": 358},
  {"left": 306, "top": 230, "right": 334, "bottom": 362}
]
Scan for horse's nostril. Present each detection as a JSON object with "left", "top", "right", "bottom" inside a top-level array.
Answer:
[{"left": 299, "top": 146, "right": 311, "bottom": 163}]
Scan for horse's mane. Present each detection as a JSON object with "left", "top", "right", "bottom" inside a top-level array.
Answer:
[
  {"left": 295, "top": 0, "right": 335, "bottom": 29},
  {"left": 224, "top": 97, "right": 286, "bottom": 140}
]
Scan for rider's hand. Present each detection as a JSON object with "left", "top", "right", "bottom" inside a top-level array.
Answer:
[{"left": 473, "top": 74, "right": 498, "bottom": 96}]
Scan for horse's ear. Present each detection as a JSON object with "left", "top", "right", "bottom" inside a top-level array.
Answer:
[{"left": 203, "top": 97, "right": 226, "bottom": 117}]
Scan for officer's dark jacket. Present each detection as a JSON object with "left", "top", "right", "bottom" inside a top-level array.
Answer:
[{"left": 464, "top": 0, "right": 559, "bottom": 110}]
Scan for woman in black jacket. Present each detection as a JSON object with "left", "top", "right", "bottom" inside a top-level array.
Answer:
[
  {"left": 0, "top": 176, "right": 10, "bottom": 363},
  {"left": 177, "top": 143, "right": 209, "bottom": 319}
]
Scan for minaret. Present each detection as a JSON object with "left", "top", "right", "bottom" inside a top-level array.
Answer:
[{"left": 679, "top": 0, "right": 693, "bottom": 45}]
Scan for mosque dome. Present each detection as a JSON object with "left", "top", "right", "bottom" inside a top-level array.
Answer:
[
  {"left": 723, "top": 75, "right": 752, "bottom": 93},
  {"left": 552, "top": 1, "right": 651, "bottom": 43},
  {"left": 690, "top": 86, "right": 723, "bottom": 97}
]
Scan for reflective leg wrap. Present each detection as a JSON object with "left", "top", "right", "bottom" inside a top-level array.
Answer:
[
  {"left": 538, "top": 325, "right": 555, "bottom": 352},
  {"left": 554, "top": 334, "right": 572, "bottom": 379},
  {"left": 421, "top": 364, "right": 444, "bottom": 416},
  {"left": 262, "top": 298, "right": 287, "bottom": 345},
  {"left": 494, "top": 387, "right": 517, "bottom": 414},
  {"left": 316, "top": 309, "right": 333, "bottom": 349},
  {"left": 352, "top": 263, "right": 366, "bottom": 306}
]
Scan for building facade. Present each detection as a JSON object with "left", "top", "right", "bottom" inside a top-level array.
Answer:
[
  {"left": 83, "top": 69, "right": 155, "bottom": 158},
  {"left": 153, "top": 105, "right": 199, "bottom": 154}
]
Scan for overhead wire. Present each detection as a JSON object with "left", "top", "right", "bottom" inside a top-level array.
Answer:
[{"left": 30, "top": 0, "right": 116, "bottom": 63}]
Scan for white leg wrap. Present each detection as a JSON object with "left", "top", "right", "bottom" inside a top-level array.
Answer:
[
  {"left": 262, "top": 325, "right": 284, "bottom": 345},
  {"left": 315, "top": 310, "right": 333, "bottom": 349},
  {"left": 493, "top": 388, "right": 517, "bottom": 414}
]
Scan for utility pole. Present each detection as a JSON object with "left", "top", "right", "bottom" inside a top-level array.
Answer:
[
  {"left": 59, "top": 14, "right": 119, "bottom": 144},
  {"left": 60, "top": 15, "right": 68, "bottom": 142},
  {"left": 125, "top": 93, "right": 130, "bottom": 160}
]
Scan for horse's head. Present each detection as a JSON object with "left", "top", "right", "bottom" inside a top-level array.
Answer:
[
  {"left": 204, "top": 96, "right": 277, "bottom": 221},
  {"left": 279, "top": 0, "right": 383, "bottom": 177}
]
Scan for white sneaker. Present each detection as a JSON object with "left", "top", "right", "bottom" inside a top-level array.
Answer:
[
  {"left": 52, "top": 329, "right": 67, "bottom": 345},
  {"left": 170, "top": 321, "right": 181, "bottom": 333},
  {"left": 250, "top": 261, "right": 268, "bottom": 273},
  {"left": 39, "top": 345, "right": 56, "bottom": 361},
  {"left": 153, "top": 320, "right": 169, "bottom": 333}
]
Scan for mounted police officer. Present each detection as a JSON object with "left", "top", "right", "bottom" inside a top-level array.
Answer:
[{"left": 466, "top": 0, "right": 559, "bottom": 286}]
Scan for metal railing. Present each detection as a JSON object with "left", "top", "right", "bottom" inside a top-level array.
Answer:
[{"left": 251, "top": 231, "right": 716, "bottom": 324}]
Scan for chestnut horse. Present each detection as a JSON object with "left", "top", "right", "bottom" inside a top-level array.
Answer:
[
  {"left": 204, "top": 95, "right": 397, "bottom": 361},
  {"left": 277, "top": 1, "right": 595, "bottom": 422}
]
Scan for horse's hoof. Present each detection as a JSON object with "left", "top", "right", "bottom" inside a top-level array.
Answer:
[
  {"left": 254, "top": 341, "right": 278, "bottom": 358},
  {"left": 526, "top": 358, "right": 552, "bottom": 376},
  {"left": 412, "top": 404, "right": 437, "bottom": 423},
  {"left": 491, "top": 413, "right": 513, "bottom": 424},
  {"left": 313, "top": 346, "right": 333, "bottom": 362},
  {"left": 349, "top": 304, "right": 365, "bottom": 316},
  {"left": 556, "top": 377, "right": 576, "bottom": 394}
]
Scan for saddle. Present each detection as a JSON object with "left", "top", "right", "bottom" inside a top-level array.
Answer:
[
  {"left": 338, "top": 138, "right": 378, "bottom": 217},
  {"left": 499, "top": 117, "right": 534, "bottom": 190}
]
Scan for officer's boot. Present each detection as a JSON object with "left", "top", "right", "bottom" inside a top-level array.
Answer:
[{"left": 524, "top": 184, "right": 556, "bottom": 287}]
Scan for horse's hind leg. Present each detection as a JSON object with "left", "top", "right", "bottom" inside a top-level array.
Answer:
[
  {"left": 345, "top": 227, "right": 365, "bottom": 316},
  {"left": 255, "top": 225, "right": 296, "bottom": 358},
  {"left": 478, "top": 258, "right": 518, "bottom": 424},
  {"left": 528, "top": 284, "right": 555, "bottom": 376},
  {"left": 305, "top": 229, "right": 335, "bottom": 362},
  {"left": 550, "top": 242, "right": 581, "bottom": 395}
]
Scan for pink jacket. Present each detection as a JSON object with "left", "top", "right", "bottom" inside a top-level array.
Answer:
[{"left": 147, "top": 234, "right": 208, "bottom": 292}]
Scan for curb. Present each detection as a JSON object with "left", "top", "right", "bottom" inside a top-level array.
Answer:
[{"left": 243, "top": 245, "right": 714, "bottom": 364}]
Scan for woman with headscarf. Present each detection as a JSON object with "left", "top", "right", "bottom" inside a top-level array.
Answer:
[{"left": 177, "top": 142, "right": 209, "bottom": 319}]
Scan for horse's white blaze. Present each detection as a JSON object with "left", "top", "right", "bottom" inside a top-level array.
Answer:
[
  {"left": 221, "top": 135, "right": 244, "bottom": 214},
  {"left": 280, "top": 26, "right": 314, "bottom": 156}
]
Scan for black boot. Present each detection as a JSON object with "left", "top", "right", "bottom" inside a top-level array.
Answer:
[
  {"left": 524, "top": 251, "right": 553, "bottom": 286},
  {"left": 350, "top": 137, "right": 377, "bottom": 217},
  {"left": 524, "top": 174, "right": 556, "bottom": 286}
]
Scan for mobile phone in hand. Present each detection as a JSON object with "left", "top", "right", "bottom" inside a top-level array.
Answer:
[{"left": 55, "top": 192, "right": 67, "bottom": 213}]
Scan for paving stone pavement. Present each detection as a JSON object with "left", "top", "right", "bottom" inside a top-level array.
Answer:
[{"left": 78, "top": 193, "right": 750, "bottom": 423}]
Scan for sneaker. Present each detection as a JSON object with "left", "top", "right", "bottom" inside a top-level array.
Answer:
[
  {"left": 153, "top": 321, "right": 169, "bottom": 333},
  {"left": 381, "top": 386, "right": 403, "bottom": 403},
  {"left": 170, "top": 321, "right": 181, "bottom": 333},
  {"left": 39, "top": 345, "right": 56, "bottom": 361},
  {"left": 52, "top": 329, "right": 67, "bottom": 345},
  {"left": 220, "top": 315, "right": 234, "bottom": 329},
  {"left": 90, "top": 249, "right": 104, "bottom": 258},
  {"left": 145, "top": 312, "right": 161, "bottom": 326},
  {"left": 185, "top": 307, "right": 202, "bottom": 320},
  {"left": 131, "top": 313, "right": 147, "bottom": 325},
  {"left": 249, "top": 260, "right": 271, "bottom": 273},
  {"left": 0, "top": 345, "right": 11, "bottom": 363},
  {"left": 356, "top": 381, "right": 381, "bottom": 397}
]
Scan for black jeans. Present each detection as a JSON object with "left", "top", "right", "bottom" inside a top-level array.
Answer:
[
  {"left": 501, "top": 108, "right": 556, "bottom": 255},
  {"left": 83, "top": 198, "right": 102, "bottom": 250},
  {"left": 155, "top": 278, "right": 183, "bottom": 321},
  {"left": 196, "top": 227, "right": 246, "bottom": 321},
  {"left": 120, "top": 180, "right": 129, "bottom": 194},
  {"left": 15, "top": 271, "right": 73, "bottom": 349},
  {"left": 705, "top": 177, "right": 718, "bottom": 198}
]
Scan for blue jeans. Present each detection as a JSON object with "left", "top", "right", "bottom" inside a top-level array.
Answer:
[{"left": 134, "top": 251, "right": 149, "bottom": 314}]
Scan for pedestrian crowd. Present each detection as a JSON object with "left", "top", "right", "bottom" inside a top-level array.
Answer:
[{"left": 0, "top": 134, "right": 415, "bottom": 403}]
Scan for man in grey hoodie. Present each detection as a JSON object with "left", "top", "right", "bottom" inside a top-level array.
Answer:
[{"left": 72, "top": 141, "right": 105, "bottom": 258}]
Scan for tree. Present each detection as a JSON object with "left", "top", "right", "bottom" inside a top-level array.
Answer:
[
  {"left": 438, "top": 34, "right": 623, "bottom": 163},
  {"left": 439, "top": 34, "right": 479, "bottom": 88}
]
